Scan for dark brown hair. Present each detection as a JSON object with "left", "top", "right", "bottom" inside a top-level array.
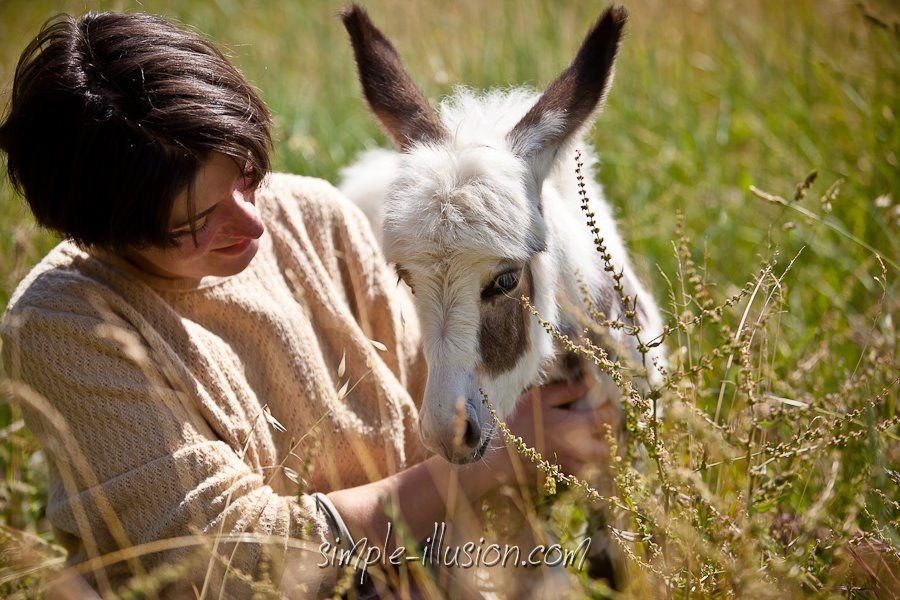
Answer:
[{"left": 0, "top": 11, "right": 272, "bottom": 251}]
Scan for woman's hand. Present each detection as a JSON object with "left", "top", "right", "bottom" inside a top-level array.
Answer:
[
  {"left": 329, "top": 378, "right": 620, "bottom": 546},
  {"left": 492, "top": 378, "right": 618, "bottom": 482}
]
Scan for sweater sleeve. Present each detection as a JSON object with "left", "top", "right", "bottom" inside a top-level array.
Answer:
[
  {"left": 296, "top": 176, "right": 428, "bottom": 409},
  {"left": 337, "top": 192, "right": 428, "bottom": 409},
  {"left": 0, "top": 286, "right": 338, "bottom": 597}
]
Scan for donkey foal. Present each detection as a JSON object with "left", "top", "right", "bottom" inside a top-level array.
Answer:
[{"left": 338, "top": 4, "right": 666, "bottom": 593}]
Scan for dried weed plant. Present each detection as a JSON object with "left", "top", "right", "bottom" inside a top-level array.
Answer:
[
  {"left": 476, "top": 152, "right": 899, "bottom": 598},
  {"left": 0, "top": 147, "right": 897, "bottom": 598}
]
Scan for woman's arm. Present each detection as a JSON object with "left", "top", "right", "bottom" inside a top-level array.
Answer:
[
  {"left": 0, "top": 296, "right": 336, "bottom": 596},
  {"left": 328, "top": 378, "right": 612, "bottom": 549},
  {"left": 327, "top": 452, "right": 498, "bottom": 549}
]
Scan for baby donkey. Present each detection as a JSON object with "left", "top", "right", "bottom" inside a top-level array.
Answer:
[
  {"left": 339, "top": 4, "right": 666, "bottom": 467},
  {"left": 339, "top": 4, "right": 668, "bottom": 591}
]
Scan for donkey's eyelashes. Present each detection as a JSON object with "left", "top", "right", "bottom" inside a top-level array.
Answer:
[
  {"left": 495, "top": 270, "right": 520, "bottom": 292},
  {"left": 481, "top": 268, "right": 521, "bottom": 301},
  {"left": 394, "top": 264, "right": 415, "bottom": 294},
  {"left": 394, "top": 263, "right": 519, "bottom": 300}
]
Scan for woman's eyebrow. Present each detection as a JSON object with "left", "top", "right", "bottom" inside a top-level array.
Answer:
[{"left": 171, "top": 203, "right": 219, "bottom": 230}]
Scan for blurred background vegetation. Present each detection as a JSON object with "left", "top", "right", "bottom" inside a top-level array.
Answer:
[
  {"left": 1, "top": 0, "right": 897, "bottom": 596},
  {"left": 1, "top": 0, "right": 896, "bottom": 324}
]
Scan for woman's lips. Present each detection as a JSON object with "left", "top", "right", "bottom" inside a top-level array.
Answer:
[{"left": 212, "top": 237, "right": 252, "bottom": 255}]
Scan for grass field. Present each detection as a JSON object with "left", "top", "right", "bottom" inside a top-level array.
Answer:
[{"left": 1, "top": 0, "right": 898, "bottom": 597}]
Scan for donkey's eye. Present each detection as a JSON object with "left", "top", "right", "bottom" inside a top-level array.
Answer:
[
  {"left": 481, "top": 269, "right": 520, "bottom": 300},
  {"left": 496, "top": 271, "right": 519, "bottom": 291}
]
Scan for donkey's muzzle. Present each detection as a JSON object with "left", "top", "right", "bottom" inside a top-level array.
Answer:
[
  {"left": 447, "top": 402, "right": 495, "bottom": 464},
  {"left": 420, "top": 395, "right": 492, "bottom": 464},
  {"left": 445, "top": 397, "right": 483, "bottom": 463}
]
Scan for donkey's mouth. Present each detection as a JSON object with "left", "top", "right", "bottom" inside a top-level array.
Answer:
[
  {"left": 447, "top": 421, "right": 495, "bottom": 464},
  {"left": 472, "top": 421, "right": 496, "bottom": 462}
]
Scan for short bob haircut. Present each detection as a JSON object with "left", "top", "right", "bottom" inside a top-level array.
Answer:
[{"left": 0, "top": 12, "right": 272, "bottom": 251}]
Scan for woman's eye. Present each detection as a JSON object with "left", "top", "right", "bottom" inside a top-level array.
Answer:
[
  {"left": 186, "top": 218, "right": 211, "bottom": 233},
  {"left": 170, "top": 217, "right": 210, "bottom": 238},
  {"left": 481, "top": 269, "right": 520, "bottom": 300}
]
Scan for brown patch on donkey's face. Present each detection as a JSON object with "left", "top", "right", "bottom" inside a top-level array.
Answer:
[{"left": 479, "top": 265, "right": 534, "bottom": 375}]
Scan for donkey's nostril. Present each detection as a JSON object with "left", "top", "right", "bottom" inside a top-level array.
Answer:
[{"left": 463, "top": 414, "right": 481, "bottom": 449}]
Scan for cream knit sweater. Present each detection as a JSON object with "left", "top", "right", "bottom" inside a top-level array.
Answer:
[{"left": 1, "top": 173, "right": 428, "bottom": 596}]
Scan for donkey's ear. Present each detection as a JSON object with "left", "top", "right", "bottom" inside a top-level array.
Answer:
[
  {"left": 507, "top": 5, "right": 626, "bottom": 173},
  {"left": 341, "top": 5, "right": 447, "bottom": 150}
]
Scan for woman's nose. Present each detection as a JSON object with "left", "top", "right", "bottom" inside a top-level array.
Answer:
[{"left": 221, "top": 189, "right": 265, "bottom": 239}]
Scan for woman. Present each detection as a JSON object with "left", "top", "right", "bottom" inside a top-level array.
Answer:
[{"left": 0, "top": 11, "right": 609, "bottom": 597}]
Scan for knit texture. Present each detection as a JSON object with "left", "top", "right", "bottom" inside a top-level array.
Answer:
[{"left": 1, "top": 173, "right": 428, "bottom": 597}]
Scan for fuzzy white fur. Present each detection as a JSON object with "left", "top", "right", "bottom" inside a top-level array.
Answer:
[{"left": 340, "top": 87, "right": 665, "bottom": 461}]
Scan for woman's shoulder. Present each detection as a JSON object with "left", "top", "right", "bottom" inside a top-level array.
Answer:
[
  {"left": 255, "top": 172, "right": 382, "bottom": 274},
  {"left": 0, "top": 240, "right": 142, "bottom": 383},
  {"left": 0, "top": 239, "right": 152, "bottom": 358},
  {"left": 3, "top": 241, "right": 103, "bottom": 319}
]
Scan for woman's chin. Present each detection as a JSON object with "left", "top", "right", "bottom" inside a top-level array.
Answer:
[{"left": 204, "top": 238, "right": 260, "bottom": 276}]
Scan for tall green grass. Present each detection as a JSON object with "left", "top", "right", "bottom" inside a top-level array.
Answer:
[{"left": 1, "top": 0, "right": 897, "bottom": 597}]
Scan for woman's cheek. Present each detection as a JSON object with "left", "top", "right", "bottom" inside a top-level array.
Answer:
[{"left": 191, "top": 226, "right": 220, "bottom": 254}]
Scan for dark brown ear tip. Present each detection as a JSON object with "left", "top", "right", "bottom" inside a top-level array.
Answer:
[
  {"left": 341, "top": 4, "right": 383, "bottom": 46},
  {"left": 339, "top": 4, "right": 367, "bottom": 27},
  {"left": 603, "top": 4, "right": 628, "bottom": 31}
]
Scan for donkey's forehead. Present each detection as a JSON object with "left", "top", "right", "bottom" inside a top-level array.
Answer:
[
  {"left": 403, "top": 251, "right": 519, "bottom": 281},
  {"left": 383, "top": 143, "right": 545, "bottom": 264}
]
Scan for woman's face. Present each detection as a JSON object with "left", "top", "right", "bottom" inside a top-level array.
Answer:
[{"left": 124, "top": 152, "right": 266, "bottom": 281}]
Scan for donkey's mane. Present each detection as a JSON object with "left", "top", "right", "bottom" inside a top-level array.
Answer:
[
  {"left": 382, "top": 87, "right": 557, "bottom": 266},
  {"left": 437, "top": 87, "right": 543, "bottom": 148}
]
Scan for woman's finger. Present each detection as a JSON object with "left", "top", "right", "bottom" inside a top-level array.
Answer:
[
  {"left": 558, "top": 438, "right": 610, "bottom": 469},
  {"left": 589, "top": 402, "right": 622, "bottom": 426},
  {"left": 522, "top": 378, "right": 588, "bottom": 408},
  {"left": 552, "top": 402, "right": 615, "bottom": 424}
]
